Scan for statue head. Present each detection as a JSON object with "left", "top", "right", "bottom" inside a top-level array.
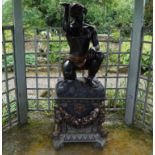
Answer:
[{"left": 70, "top": 3, "right": 87, "bottom": 22}]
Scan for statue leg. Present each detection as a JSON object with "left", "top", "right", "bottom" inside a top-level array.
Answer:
[
  {"left": 62, "top": 60, "right": 76, "bottom": 80},
  {"left": 87, "top": 52, "right": 104, "bottom": 79},
  {"left": 85, "top": 52, "right": 104, "bottom": 87}
]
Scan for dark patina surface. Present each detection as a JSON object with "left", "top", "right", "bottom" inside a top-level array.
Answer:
[
  {"left": 53, "top": 78, "right": 106, "bottom": 149},
  {"left": 60, "top": 3, "right": 104, "bottom": 87},
  {"left": 49, "top": 3, "right": 106, "bottom": 149}
]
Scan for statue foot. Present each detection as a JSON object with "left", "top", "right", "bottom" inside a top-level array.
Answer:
[
  {"left": 53, "top": 130, "right": 60, "bottom": 137},
  {"left": 85, "top": 77, "right": 98, "bottom": 88},
  {"left": 100, "top": 129, "right": 108, "bottom": 138},
  {"left": 53, "top": 125, "right": 60, "bottom": 138}
]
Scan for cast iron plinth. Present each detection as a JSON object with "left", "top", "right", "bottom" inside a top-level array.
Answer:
[{"left": 53, "top": 78, "right": 106, "bottom": 149}]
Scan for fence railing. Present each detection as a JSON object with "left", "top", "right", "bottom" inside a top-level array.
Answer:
[
  {"left": 134, "top": 29, "right": 153, "bottom": 131},
  {"left": 2, "top": 26, "right": 18, "bottom": 130},
  {"left": 24, "top": 28, "right": 130, "bottom": 114},
  {"left": 2, "top": 26, "right": 153, "bottom": 132}
]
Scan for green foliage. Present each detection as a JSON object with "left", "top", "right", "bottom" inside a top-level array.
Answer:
[
  {"left": 141, "top": 43, "right": 152, "bottom": 71},
  {"left": 5, "top": 55, "right": 14, "bottom": 66},
  {"left": 23, "top": 7, "right": 45, "bottom": 29},
  {"left": 86, "top": 3, "right": 105, "bottom": 31},
  {"left": 135, "top": 83, "right": 153, "bottom": 125},
  {"left": 2, "top": 0, "right": 13, "bottom": 25},
  {"left": 106, "top": 82, "right": 126, "bottom": 108},
  {"left": 2, "top": 55, "right": 14, "bottom": 71},
  {"left": 144, "top": 35, "right": 152, "bottom": 42},
  {"left": 2, "top": 0, "right": 153, "bottom": 35},
  {"left": 48, "top": 36, "right": 69, "bottom": 63},
  {"left": 3, "top": 0, "right": 135, "bottom": 34},
  {"left": 49, "top": 39, "right": 62, "bottom": 63},
  {"left": 144, "top": 0, "right": 153, "bottom": 34},
  {"left": 120, "top": 42, "right": 130, "bottom": 64},
  {"left": 25, "top": 53, "right": 36, "bottom": 65},
  {"left": 23, "top": 0, "right": 61, "bottom": 28},
  {"left": 3, "top": 53, "right": 36, "bottom": 67},
  {"left": 111, "top": 31, "right": 120, "bottom": 42},
  {"left": 119, "top": 36, "right": 152, "bottom": 74},
  {"left": 2, "top": 96, "right": 17, "bottom": 126},
  {"left": 141, "top": 35, "right": 152, "bottom": 74},
  {"left": 50, "top": 50, "right": 60, "bottom": 63}
]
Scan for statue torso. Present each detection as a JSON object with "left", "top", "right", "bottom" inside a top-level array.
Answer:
[{"left": 66, "top": 23, "right": 93, "bottom": 56}]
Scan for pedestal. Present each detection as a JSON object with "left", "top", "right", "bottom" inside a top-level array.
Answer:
[{"left": 53, "top": 78, "right": 106, "bottom": 149}]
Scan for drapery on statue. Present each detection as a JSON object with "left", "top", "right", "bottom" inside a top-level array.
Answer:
[{"left": 61, "top": 3, "right": 104, "bottom": 87}]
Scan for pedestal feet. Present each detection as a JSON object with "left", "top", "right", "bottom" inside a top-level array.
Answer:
[{"left": 52, "top": 126, "right": 106, "bottom": 149}]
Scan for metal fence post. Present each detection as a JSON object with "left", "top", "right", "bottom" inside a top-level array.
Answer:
[
  {"left": 125, "top": 0, "right": 145, "bottom": 125},
  {"left": 12, "top": 0, "right": 28, "bottom": 124}
]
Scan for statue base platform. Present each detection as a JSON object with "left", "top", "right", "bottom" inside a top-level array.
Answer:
[
  {"left": 53, "top": 78, "right": 106, "bottom": 149},
  {"left": 53, "top": 124, "right": 106, "bottom": 149}
]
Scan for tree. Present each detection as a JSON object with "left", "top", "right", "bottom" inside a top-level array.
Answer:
[
  {"left": 2, "top": 0, "right": 13, "bottom": 25},
  {"left": 3, "top": 0, "right": 152, "bottom": 35}
]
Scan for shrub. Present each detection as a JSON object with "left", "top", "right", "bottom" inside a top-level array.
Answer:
[
  {"left": 25, "top": 53, "right": 36, "bottom": 65},
  {"left": 119, "top": 35, "right": 152, "bottom": 74}
]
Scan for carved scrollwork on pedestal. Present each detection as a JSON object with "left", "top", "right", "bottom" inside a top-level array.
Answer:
[
  {"left": 53, "top": 79, "right": 106, "bottom": 148},
  {"left": 54, "top": 102, "right": 105, "bottom": 129}
]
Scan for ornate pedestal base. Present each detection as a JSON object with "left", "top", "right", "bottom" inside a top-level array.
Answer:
[
  {"left": 53, "top": 123, "right": 106, "bottom": 149},
  {"left": 53, "top": 78, "right": 106, "bottom": 149}
]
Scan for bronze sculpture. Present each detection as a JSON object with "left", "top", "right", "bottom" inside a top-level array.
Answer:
[
  {"left": 51, "top": 3, "right": 106, "bottom": 149},
  {"left": 61, "top": 3, "right": 104, "bottom": 87}
]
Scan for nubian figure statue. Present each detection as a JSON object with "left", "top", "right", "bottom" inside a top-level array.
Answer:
[{"left": 61, "top": 3, "right": 104, "bottom": 87}]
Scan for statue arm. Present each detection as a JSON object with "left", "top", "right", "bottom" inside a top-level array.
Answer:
[
  {"left": 60, "top": 3, "right": 70, "bottom": 33},
  {"left": 91, "top": 28, "right": 100, "bottom": 51}
]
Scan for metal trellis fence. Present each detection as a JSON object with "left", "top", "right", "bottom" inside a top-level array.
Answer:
[
  {"left": 2, "top": 26, "right": 18, "bottom": 129},
  {"left": 2, "top": 26, "right": 153, "bottom": 132},
  {"left": 24, "top": 28, "right": 130, "bottom": 114},
  {"left": 134, "top": 28, "right": 153, "bottom": 131}
]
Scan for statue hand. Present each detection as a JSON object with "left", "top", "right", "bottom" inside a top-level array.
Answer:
[
  {"left": 60, "top": 2, "right": 70, "bottom": 7},
  {"left": 89, "top": 47, "right": 96, "bottom": 59}
]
